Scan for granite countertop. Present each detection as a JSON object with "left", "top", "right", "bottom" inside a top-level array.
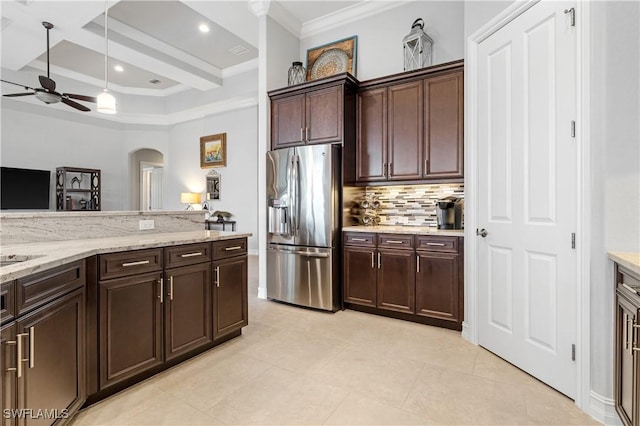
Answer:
[
  {"left": 609, "top": 252, "right": 640, "bottom": 276},
  {"left": 343, "top": 225, "right": 464, "bottom": 237},
  {"left": 0, "top": 230, "right": 252, "bottom": 283}
]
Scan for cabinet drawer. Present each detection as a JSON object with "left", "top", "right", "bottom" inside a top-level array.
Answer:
[
  {"left": 415, "top": 235, "right": 458, "bottom": 253},
  {"left": 1, "top": 281, "right": 16, "bottom": 324},
  {"left": 212, "top": 239, "right": 247, "bottom": 260},
  {"left": 16, "top": 260, "right": 85, "bottom": 315},
  {"left": 165, "top": 243, "right": 212, "bottom": 268},
  {"left": 617, "top": 266, "right": 640, "bottom": 297},
  {"left": 378, "top": 234, "right": 414, "bottom": 250},
  {"left": 99, "top": 248, "right": 163, "bottom": 280},
  {"left": 344, "top": 232, "right": 376, "bottom": 247}
]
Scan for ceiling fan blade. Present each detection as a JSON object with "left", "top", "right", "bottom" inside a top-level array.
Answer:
[
  {"left": 64, "top": 93, "right": 97, "bottom": 103},
  {"left": 1, "top": 79, "right": 36, "bottom": 91},
  {"left": 4, "top": 92, "right": 35, "bottom": 97},
  {"left": 39, "top": 75, "right": 56, "bottom": 92},
  {"left": 61, "top": 97, "right": 90, "bottom": 112}
]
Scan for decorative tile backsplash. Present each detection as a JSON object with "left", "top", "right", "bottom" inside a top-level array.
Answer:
[{"left": 365, "top": 183, "right": 464, "bottom": 227}]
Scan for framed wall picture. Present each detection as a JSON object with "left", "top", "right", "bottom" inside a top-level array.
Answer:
[
  {"left": 306, "top": 35, "right": 357, "bottom": 81},
  {"left": 200, "top": 133, "right": 227, "bottom": 168}
]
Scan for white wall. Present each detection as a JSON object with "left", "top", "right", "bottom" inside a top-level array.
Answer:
[
  {"left": 0, "top": 101, "right": 127, "bottom": 210},
  {"left": 300, "top": 1, "right": 464, "bottom": 82},
  {"left": 590, "top": 0, "right": 640, "bottom": 407},
  {"left": 165, "top": 106, "right": 259, "bottom": 252},
  {"left": 463, "top": 1, "right": 512, "bottom": 39}
]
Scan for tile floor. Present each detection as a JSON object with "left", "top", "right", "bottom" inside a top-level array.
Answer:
[{"left": 72, "top": 255, "right": 600, "bottom": 426}]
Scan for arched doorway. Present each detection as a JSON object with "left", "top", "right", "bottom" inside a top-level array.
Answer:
[{"left": 129, "top": 149, "right": 164, "bottom": 210}]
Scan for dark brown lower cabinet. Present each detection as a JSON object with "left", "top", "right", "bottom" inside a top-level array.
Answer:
[
  {"left": 1, "top": 288, "right": 84, "bottom": 426},
  {"left": 164, "top": 263, "right": 212, "bottom": 361},
  {"left": 615, "top": 291, "right": 636, "bottom": 426},
  {"left": 416, "top": 251, "right": 460, "bottom": 325},
  {"left": 377, "top": 249, "right": 415, "bottom": 314},
  {"left": 343, "top": 246, "right": 377, "bottom": 307},
  {"left": 99, "top": 272, "right": 163, "bottom": 390},
  {"left": 1, "top": 323, "right": 17, "bottom": 426},
  {"left": 213, "top": 255, "right": 248, "bottom": 339}
]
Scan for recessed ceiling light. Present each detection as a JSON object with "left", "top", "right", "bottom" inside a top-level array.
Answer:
[
  {"left": 114, "top": 65, "right": 124, "bottom": 72},
  {"left": 198, "top": 23, "right": 210, "bottom": 33}
]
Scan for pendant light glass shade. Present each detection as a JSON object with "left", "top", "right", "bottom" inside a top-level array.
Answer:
[
  {"left": 98, "top": 0, "right": 116, "bottom": 114},
  {"left": 97, "top": 89, "right": 116, "bottom": 114}
]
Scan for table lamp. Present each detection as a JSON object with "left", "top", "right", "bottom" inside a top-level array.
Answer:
[{"left": 180, "top": 192, "right": 201, "bottom": 210}]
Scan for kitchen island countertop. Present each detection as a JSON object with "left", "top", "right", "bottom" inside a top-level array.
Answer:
[
  {"left": 0, "top": 230, "right": 251, "bottom": 283},
  {"left": 343, "top": 225, "right": 464, "bottom": 237},
  {"left": 609, "top": 252, "right": 640, "bottom": 276}
]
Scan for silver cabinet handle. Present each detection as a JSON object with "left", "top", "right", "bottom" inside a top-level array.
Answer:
[
  {"left": 122, "top": 260, "right": 150, "bottom": 267},
  {"left": 386, "top": 240, "right": 404, "bottom": 244},
  {"left": 225, "top": 246, "right": 243, "bottom": 251},
  {"left": 389, "top": 162, "right": 393, "bottom": 176},
  {"left": 377, "top": 252, "right": 381, "bottom": 269},
  {"left": 305, "top": 127, "right": 309, "bottom": 142},
  {"left": 424, "top": 159, "right": 429, "bottom": 177},
  {"left": 28, "top": 327, "right": 34, "bottom": 368},
  {"left": 299, "top": 252, "right": 329, "bottom": 258},
  {"left": 416, "top": 255, "right": 420, "bottom": 273},
  {"left": 622, "top": 283, "right": 638, "bottom": 294},
  {"left": 16, "top": 332, "right": 28, "bottom": 378},
  {"left": 169, "top": 276, "right": 174, "bottom": 301},
  {"left": 383, "top": 163, "right": 388, "bottom": 178},
  {"left": 4, "top": 339, "right": 17, "bottom": 374},
  {"left": 371, "top": 252, "right": 374, "bottom": 268},
  {"left": 426, "top": 242, "right": 446, "bottom": 247},
  {"left": 180, "top": 252, "right": 202, "bottom": 258},
  {"left": 215, "top": 266, "right": 220, "bottom": 288},
  {"left": 300, "top": 128, "right": 304, "bottom": 142},
  {"left": 352, "top": 238, "right": 367, "bottom": 242},
  {"left": 158, "top": 278, "right": 164, "bottom": 303},
  {"left": 625, "top": 314, "right": 629, "bottom": 351}
]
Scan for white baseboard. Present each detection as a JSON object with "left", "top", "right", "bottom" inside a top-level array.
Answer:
[
  {"left": 461, "top": 321, "right": 473, "bottom": 343},
  {"left": 590, "top": 391, "right": 621, "bottom": 425},
  {"left": 257, "top": 286, "right": 267, "bottom": 300}
]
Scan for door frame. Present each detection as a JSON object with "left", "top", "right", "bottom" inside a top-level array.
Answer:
[{"left": 464, "top": 0, "right": 592, "bottom": 416}]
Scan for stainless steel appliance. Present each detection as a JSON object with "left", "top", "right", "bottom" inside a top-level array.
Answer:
[
  {"left": 266, "top": 144, "right": 341, "bottom": 311},
  {"left": 436, "top": 196, "right": 463, "bottom": 229}
]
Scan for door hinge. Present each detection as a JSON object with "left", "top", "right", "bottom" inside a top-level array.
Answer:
[
  {"left": 570, "top": 120, "right": 576, "bottom": 138},
  {"left": 564, "top": 7, "right": 576, "bottom": 26},
  {"left": 572, "top": 344, "right": 576, "bottom": 361},
  {"left": 571, "top": 233, "right": 576, "bottom": 249}
]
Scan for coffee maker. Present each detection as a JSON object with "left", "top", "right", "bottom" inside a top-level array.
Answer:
[{"left": 436, "top": 196, "right": 463, "bottom": 229}]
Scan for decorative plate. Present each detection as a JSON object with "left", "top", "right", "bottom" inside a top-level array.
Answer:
[{"left": 310, "top": 48, "right": 349, "bottom": 80}]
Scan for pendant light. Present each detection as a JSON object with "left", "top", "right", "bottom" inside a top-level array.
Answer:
[{"left": 97, "top": 0, "right": 116, "bottom": 114}]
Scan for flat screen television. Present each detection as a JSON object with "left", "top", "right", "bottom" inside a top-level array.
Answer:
[{"left": 1, "top": 167, "right": 51, "bottom": 210}]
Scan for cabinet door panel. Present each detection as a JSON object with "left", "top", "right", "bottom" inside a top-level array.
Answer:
[
  {"left": 416, "top": 252, "right": 460, "bottom": 323},
  {"left": 388, "top": 81, "right": 423, "bottom": 181},
  {"left": 424, "top": 71, "right": 464, "bottom": 179},
  {"left": 17, "top": 288, "right": 85, "bottom": 426},
  {"left": 356, "top": 89, "right": 387, "bottom": 182},
  {"left": 1, "top": 323, "right": 17, "bottom": 426},
  {"left": 272, "top": 95, "right": 305, "bottom": 149},
  {"left": 377, "top": 249, "right": 415, "bottom": 314},
  {"left": 99, "top": 273, "right": 163, "bottom": 389},
  {"left": 165, "top": 263, "right": 212, "bottom": 361},
  {"left": 344, "top": 246, "right": 377, "bottom": 307},
  {"left": 615, "top": 294, "right": 636, "bottom": 426},
  {"left": 306, "top": 86, "right": 343, "bottom": 144},
  {"left": 213, "top": 256, "right": 248, "bottom": 339}
]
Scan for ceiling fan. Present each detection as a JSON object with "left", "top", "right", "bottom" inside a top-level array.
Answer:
[{"left": 1, "top": 21, "right": 97, "bottom": 112}]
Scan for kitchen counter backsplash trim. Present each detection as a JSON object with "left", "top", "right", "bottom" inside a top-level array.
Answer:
[
  {"left": 352, "top": 184, "right": 464, "bottom": 227},
  {"left": 0, "top": 230, "right": 251, "bottom": 283},
  {"left": 0, "top": 210, "right": 206, "bottom": 245}
]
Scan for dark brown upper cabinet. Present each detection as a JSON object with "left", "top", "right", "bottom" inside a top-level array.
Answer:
[
  {"left": 268, "top": 73, "right": 358, "bottom": 150},
  {"left": 356, "top": 60, "right": 464, "bottom": 185}
]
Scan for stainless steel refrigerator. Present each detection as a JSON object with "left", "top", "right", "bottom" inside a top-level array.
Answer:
[{"left": 266, "top": 144, "right": 341, "bottom": 311}]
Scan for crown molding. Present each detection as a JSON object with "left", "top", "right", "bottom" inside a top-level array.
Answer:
[
  {"left": 267, "top": 1, "right": 302, "bottom": 38},
  {"left": 300, "top": 0, "right": 414, "bottom": 39},
  {"left": 248, "top": 0, "right": 271, "bottom": 17}
]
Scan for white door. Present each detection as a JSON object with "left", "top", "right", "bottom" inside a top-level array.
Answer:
[{"left": 476, "top": 0, "right": 577, "bottom": 398}]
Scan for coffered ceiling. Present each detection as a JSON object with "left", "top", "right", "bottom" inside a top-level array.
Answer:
[{"left": 0, "top": 0, "right": 365, "bottom": 99}]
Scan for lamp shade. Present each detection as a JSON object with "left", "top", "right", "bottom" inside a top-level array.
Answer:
[
  {"left": 97, "top": 89, "right": 116, "bottom": 114},
  {"left": 180, "top": 192, "right": 201, "bottom": 204}
]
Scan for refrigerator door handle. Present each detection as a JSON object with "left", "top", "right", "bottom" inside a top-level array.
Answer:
[
  {"left": 295, "top": 154, "right": 301, "bottom": 235},
  {"left": 267, "top": 247, "right": 329, "bottom": 258},
  {"left": 287, "top": 153, "right": 294, "bottom": 237}
]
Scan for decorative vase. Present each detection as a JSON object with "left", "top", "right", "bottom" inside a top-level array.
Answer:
[{"left": 288, "top": 61, "right": 306, "bottom": 86}]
